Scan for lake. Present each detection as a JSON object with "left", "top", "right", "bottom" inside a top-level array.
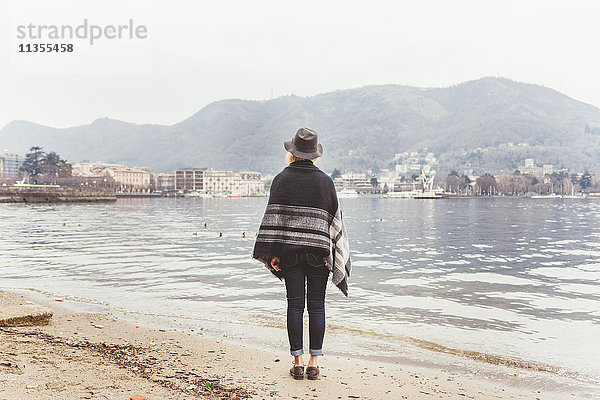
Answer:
[{"left": 1, "top": 196, "right": 599, "bottom": 382}]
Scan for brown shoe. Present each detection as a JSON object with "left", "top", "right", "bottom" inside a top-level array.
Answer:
[
  {"left": 306, "top": 366, "right": 319, "bottom": 380},
  {"left": 290, "top": 365, "right": 304, "bottom": 380}
]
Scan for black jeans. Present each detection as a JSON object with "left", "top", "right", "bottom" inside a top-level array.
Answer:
[{"left": 280, "top": 252, "right": 330, "bottom": 356}]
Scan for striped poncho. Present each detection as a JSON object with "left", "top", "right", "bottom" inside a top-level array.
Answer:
[{"left": 252, "top": 160, "right": 351, "bottom": 296}]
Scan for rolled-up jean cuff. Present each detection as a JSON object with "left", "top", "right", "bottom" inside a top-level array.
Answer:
[
  {"left": 309, "top": 348, "right": 323, "bottom": 356},
  {"left": 291, "top": 349, "right": 304, "bottom": 356}
]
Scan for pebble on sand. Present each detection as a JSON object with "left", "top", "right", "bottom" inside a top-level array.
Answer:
[{"left": 130, "top": 396, "right": 146, "bottom": 400}]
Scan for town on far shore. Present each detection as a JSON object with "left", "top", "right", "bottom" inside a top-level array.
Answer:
[{"left": 1, "top": 146, "right": 599, "bottom": 199}]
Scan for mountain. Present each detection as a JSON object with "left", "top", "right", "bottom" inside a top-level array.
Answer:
[{"left": 2, "top": 77, "right": 600, "bottom": 175}]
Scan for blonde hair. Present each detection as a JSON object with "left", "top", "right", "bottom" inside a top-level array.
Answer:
[{"left": 287, "top": 152, "right": 317, "bottom": 164}]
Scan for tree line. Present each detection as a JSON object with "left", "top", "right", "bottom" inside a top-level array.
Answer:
[
  {"left": 443, "top": 170, "right": 596, "bottom": 195},
  {"left": 19, "top": 146, "right": 72, "bottom": 183}
]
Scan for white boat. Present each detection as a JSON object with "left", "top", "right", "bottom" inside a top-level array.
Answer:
[
  {"left": 186, "top": 191, "right": 213, "bottom": 198},
  {"left": 414, "top": 190, "right": 445, "bottom": 199},
  {"left": 337, "top": 188, "right": 359, "bottom": 198},
  {"left": 13, "top": 180, "right": 60, "bottom": 188},
  {"left": 386, "top": 190, "right": 420, "bottom": 198}
]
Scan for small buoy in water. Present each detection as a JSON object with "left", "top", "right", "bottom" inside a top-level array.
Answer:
[
  {"left": 379, "top": 218, "right": 383, "bottom": 221},
  {"left": 242, "top": 232, "right": 246, "bottom": 238},
  {"left": 204, "top": 223, "right": 207, "bottom": 228},
  {"left": 62, "top": 223, "right": 66, "bottom": 226},
  {"left": 78, "top": 224, "right": 81, "bottom": 226},
  {"left": 192, "top": 232, "right": 197, "bottom": 236},
  {"left": 219, "top": 232, "right": 222, "bottom": 237}
]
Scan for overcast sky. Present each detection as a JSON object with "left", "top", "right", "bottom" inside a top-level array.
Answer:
[{"left": 0, "top": 0, "right": 599, "bottom": 130}]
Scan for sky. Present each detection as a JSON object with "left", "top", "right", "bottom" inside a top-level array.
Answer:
[{"left": 0, "top": 0, "right": 599, "bottom": 130}]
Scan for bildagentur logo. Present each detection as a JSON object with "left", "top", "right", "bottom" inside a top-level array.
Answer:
[{"left": 16, "top": 19, "right": 148, "bottom": 45}]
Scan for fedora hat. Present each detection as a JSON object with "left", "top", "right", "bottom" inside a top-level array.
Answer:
[{"left": 284, "top": 128, "right": 323, "bottom": 159}]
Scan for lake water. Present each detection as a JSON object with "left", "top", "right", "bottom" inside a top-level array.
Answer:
[{"left": 1, "top": 197, "right": 599, "bottom": 383}]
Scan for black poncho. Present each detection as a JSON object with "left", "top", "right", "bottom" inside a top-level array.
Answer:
[{"left": 252, "top": 160, "right": 351, "bottom": 296}]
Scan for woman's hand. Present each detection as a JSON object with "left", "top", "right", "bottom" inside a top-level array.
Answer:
[{"left": 271, "top": 257, "right": 281, "bottom": 271}]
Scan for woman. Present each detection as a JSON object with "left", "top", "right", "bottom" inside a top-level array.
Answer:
[{"left": 253, "top": 127, "right": 351, "bottom": 380}]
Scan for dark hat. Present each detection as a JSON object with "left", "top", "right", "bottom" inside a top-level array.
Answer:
[{"left": 284, "top": 128, "right": 323, "bottom": 159}]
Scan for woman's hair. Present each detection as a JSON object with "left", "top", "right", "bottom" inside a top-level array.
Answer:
[{"left": 287, "top": 152, "right": 317, "bottom": 164}]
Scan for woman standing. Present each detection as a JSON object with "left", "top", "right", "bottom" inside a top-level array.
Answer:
[{"left": 253, "top": 127, "right": 351, "bottom": 380}]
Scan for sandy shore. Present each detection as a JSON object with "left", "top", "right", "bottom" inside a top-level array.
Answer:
[{"left": 0, "top": 289, "right": 596, "bottom": 400}]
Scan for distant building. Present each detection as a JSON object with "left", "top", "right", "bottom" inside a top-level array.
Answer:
[
  {"left": 155, "top": 173, "right": 175, "bottom": 191},
  {"left": 238, "top": 171, "right": 265, "bottom": 196},
  {"left": 393, "top": 153, "right": 408, "bottom": 162},
  {"left": 376, "top": 169, "right": 398, "bottom": 192},
  {"left": 174, "top": 168, "right": 264, "bottom": 195},
  {"left": 424, "top": 152, "right": 437, "bottom": 164},
  {"left": 517, "top": 158, "right": 556, "bottom": 178},
  {"left": 409, "top": 163, "right": 421, "bottom": 172},
  {"left": 203, "top": 169, "right": 265, "bottom": 195},
  {"left": 204, "top": 169, "right": 238, "bottom": 194},
  {"left": 334, "top": 172, "right": 372, "bottom": 193},
  {"left": 102, "top": 166, "right": 150, "bottom": 191},
  {"left": 175, "top": 168, "right": 207, "bottom": 191},
  {"left": 0, "top": 149, "right": 23, "bottom": 177},
  {"left": 543, "top": 164, "right": 554, "bottom": 175},
  {"left": 72, "top": 161, "right": 126, "bottom": 177},
  {"left": 72, "top": 162, "right": 151, "bottom": 190},
  {"left": 395, "top": 164, "right": 408, "bottom": 173}
]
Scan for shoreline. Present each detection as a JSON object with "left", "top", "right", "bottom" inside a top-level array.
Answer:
[{"left": 1, "top": 289, "right": 597, "bottom": 399}]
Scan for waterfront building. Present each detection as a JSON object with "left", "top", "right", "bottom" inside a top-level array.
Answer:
[
  {"left": 238, "top": 171, "right": 265, "bottom": 196},
  {"left": 72, "top": 161, "right": 126, "bottom": 177},
  {"left": 203, "top": 169, "right": 239, "bottom": 194},
  {"left": 102, "top": 166, "right": 150, "bottom": 191},
  {"left": 376, "top": 169, "right": 399, "bottom": 192},
  {"left": 0, "top": 149, "right": 23, "bottom": 177},
  {"left": 334, "top": 172, "right": 372, "bottom": 193},
  {"left": 175, "top": 168, "right": 206, "bottom": 191},
  {"left": 72, "top": 161, "right": 150, "bottom": 190},
  {"left": 155, "top": 173, "right": 175, "bottom": 191},
  {"left": 202, "top": 169, "right": 265, "bottom": 195}
]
